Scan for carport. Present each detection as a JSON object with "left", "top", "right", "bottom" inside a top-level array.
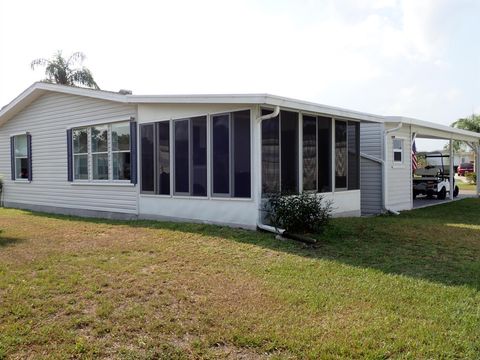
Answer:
[
  {"left": 386, "top": 116, "right": 480, "bottom": 210},
  {"left": 360, "top": 117, "right": 480, "bottom": 215}
]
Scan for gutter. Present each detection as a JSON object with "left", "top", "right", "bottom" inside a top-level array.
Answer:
[
  {"left": 382, "top": 122, "right": 403, "bottom": 215},
  {"left": 255, "top": 106, "right": 285, "bottom": 235}
]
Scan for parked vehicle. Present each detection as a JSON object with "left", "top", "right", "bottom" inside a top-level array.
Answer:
[
  {"left": 413, "top": 153, "right": 459, "bottom": 200},
  {"left": 457, "top": 162, "right": 474, "bottom": 176}
]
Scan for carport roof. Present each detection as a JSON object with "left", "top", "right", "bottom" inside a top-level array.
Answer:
[{"left": 386, "top": 116, "right": 480, "bottom": 143}]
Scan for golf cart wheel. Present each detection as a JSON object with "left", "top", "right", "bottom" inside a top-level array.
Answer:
[
  {"left": 437, "top": 187, "right": 447, "bottom": 200},
  {"left": 453, "top": 185, "right": 459, "bottom": 198}
]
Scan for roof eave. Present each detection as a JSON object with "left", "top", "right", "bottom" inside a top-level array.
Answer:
[
  {"left": 0, "top": 82, "right": 128, "bottom": 125},
  {"left": 385, "top": 116, "right": 480, "bottom": 142}
]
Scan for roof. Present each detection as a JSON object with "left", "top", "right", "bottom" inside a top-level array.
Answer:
[
  {"left": 1, "top": 83, "right": 479, "bottom": 145},
  {"left": 385, "top": 116, "right": 480, "bottom": 143},
  {"left": 0, "top": 82, "right": 385, "bottom": 125}
]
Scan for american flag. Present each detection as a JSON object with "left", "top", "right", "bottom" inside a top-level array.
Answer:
[{"left": 412, "top": 140, "right": 418, "bottom": 171}]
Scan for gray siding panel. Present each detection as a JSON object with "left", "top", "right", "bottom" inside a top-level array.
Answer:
[
  {"left": 360, "top": 123, "right": 384, "bottom": 215},
  {"left": 0, "top": 93, "right": 138, "bottom": 214},
  {"left": 360, "top": 122, "right": 383, "bottom": 159},
  {"left": 360, "top": 158, "right": 383, "bottom": 215}
]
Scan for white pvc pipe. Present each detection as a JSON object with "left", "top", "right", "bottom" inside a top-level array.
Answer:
[
  {"left": 255, "top": 106, "right": 285, "bottom": 234},
  {"left": 256, "top": 105, "right": 280, "bottom": 123},
  {"left": 257, "top": 222, "right": 285, "bottom": 235}
]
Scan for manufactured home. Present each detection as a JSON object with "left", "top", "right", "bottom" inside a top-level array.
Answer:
[
  {"left": 0, "top": 82, "right": 389, "bottom": 229},
  {"left": 2, "top": 83, "right": 479, "bottom": 227},
  {"left": 360, "top": 117, "right": 480, "bottom": 215}
]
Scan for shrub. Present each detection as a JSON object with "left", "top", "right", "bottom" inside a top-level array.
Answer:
[
  {"left": 466, "top": 172, "right": 477, "bottom": 184},
  {"left": 266, "top": 192, "right": 332, "bottom": 234}
]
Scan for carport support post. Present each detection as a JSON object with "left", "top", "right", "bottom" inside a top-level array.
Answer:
[{"left": 449, "top": 138, "right": 454, "bottom": 200}]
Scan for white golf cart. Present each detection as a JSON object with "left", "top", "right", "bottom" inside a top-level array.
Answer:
[{"left": 412, "top": 153, "right": 459, "bottom": 200}]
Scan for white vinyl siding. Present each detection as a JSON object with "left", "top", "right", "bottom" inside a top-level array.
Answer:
[
  {"left": 0, "top": 92, "right": 138, "bottom": 214},
  {"left": 386, "top": 126, "right": 412, "bottom": 211}
]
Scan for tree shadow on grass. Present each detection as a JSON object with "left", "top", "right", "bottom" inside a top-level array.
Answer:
[
  {"left": 0, "top": 230, "right": 23, "bottom": 248},
  {"left": 12, "top": 198, "right": 480, "bottom": 290}
]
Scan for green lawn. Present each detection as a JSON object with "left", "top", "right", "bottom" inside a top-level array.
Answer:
[
  {"left": 457, "top": 181, "right": 477, "bottom": 191},
  {"left": 1, "top": 200, "right": 479, "bottom": 359}
]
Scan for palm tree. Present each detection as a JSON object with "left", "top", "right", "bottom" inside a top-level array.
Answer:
[
  {"left": 31, "top": 51, "right": 100, "bottom": 89},
  {"left": 451, "top": 114, "right": 480, "bottom": 133},
  {"left": 444, "top": 114, "right": 480, "bottom": 152},
  {"left": 450, "top": 114, "right": 480, "bottom": 174}
]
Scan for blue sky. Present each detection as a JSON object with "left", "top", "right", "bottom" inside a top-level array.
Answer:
[{"left": 1, "top": 0, "right": 479, "bottom": 150}]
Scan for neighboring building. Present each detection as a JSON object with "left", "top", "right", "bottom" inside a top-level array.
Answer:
[
  {"left": 0, "top": 83, "right": 385, "bottom": 228},
  {"left": 360, "top": 117, "right": 480, "bottom": 215}
]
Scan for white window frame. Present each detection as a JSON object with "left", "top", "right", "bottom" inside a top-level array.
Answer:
[
  {"left": 13, "top": 133, "right": 29, "bottom": 181},
  {"left": 392, "top": 137, "right": 404, "bottom": 166},
  {"left": 71, "top": 121, "right": 131, "bottom": 183},
  {"left": 111, "top": 122, "right": 132, "bottom": 181},
  {"left": 91, "top": 124, "right": 109, "bottom": 181},
  {"left": 72, "top": 127, "right": 89, "bottom": 181}
]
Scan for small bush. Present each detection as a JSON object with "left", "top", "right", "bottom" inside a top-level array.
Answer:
[
  {"left": 266, "top": 192, "right": 332, "bottom": 234},
  {"left": 466, "top": 172, "right": 477, "bottom": 184}
]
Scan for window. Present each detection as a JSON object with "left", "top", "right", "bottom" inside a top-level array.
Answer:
[
  {"left": 281, "top": 111, "right": 299, "bottom": 194},
  {"left": 71, "top": 121, "right": 131, "bottom": 182},
  {"left": 348, "top": 122, "right": 360, "bottom": 190},
  {"left": 211, "top": 110, "right": 251, "bottom": 198},
  {"left": 317, "top": 117, "right": 332, "bottom": 192},
  {"left": 261, "top": 111, "right": 280, "bottom": 195},
  {"left": 157, "top": 122, "right": 170, "bottom": 195},
  {"left": 393, "top": 138, "right": 403, "bottom": 163},
  {"left": 212, "top": 114, "right": 230, "bottom": 195},
  {"left": 233, "top": 110, "right": 251, "bottom": 197},
  {"left": 335, "top": 120, "right": 360, "bottom": 190},
  {"left": 13, "top": 134, "right": 30, "bottom": 180},
  {"left": 261, "top": 110, "right": 298, "bottom": 195},
  {"left": 335, "top": 121, "right": 347, "bottom": 189},
  {"left": 191, "top": 117, "right": 207, "bottom": 196},
  {"left": 140, "top": 122, "right": 170, "bottom": 194},
  {"left": 73, "top": 128, "right": 88, "bottom": 180},
  {"left": 303, "top": 115, "right": 317, "bottom": 191},
  {"left": 112, "top": 122, "right": 131, "bottom": 180},
  {"left": 174, "top": 116, "right": 207, "bottom": 196},
  {"left": 174, "top": 119, "right": 189, "bottom": 193},
  {"left": 91, "top": 125, "right": 108, "bottom": 180},
  {"left": 141, "top": 124, "right": 155, "bottom": 192},
  {"left": 302, "top": 116, "right": 332, "bottom": 193},
  {"left": 140, "top": 112, "right": 250, "bottom": 198}
]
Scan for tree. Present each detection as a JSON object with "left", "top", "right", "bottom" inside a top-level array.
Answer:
[
  {"left": 445, "top": 113, "right": 480, "bottom": 152},
  {"left": 451, "top": 114, "right": 480, "bottom": 133},
  {"left": 450, "top": 113, "right": 480, "bottom": 173},
  {"left": 31, "top": 51, "right": 100, "bottom": 89}
]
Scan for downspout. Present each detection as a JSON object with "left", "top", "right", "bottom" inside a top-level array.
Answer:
[
  {"left": 255, "top": 106, "right": 285, "bottom": 235},
  {"left": 383, "top": 122, "right": 403, "bottom": 215}
]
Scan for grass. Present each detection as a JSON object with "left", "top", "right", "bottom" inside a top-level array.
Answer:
[
  {"left": 0, "top": 200, "right": 480, "bottom": 359},
  {"left": 457, "top": 181, "right": 476, "bottom": 191}
]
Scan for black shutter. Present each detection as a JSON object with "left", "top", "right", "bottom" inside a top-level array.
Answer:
[
  {"left": 130, "top": 121, "right": 138, "bottom": 184},
  {"left": 66, "top": 129, "right": 73, "bottom": 182},
  {"left": 10, "top": 136, "right": 15, "bottom": 180},
  {"left": 27, "top": 133, "right": 32, "bottom": 182}
]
